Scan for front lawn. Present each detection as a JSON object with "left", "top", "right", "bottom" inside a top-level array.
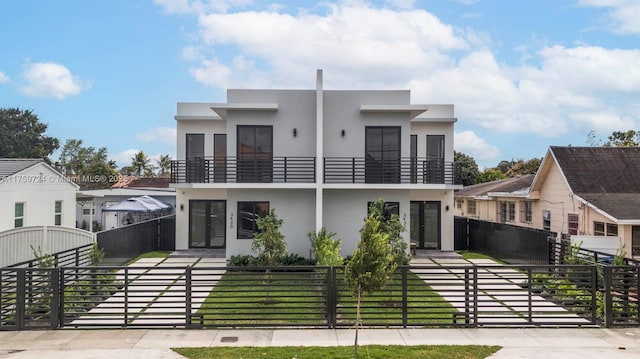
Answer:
[{"left": 173, "top": 345, "right": 501, "bottom": 359}]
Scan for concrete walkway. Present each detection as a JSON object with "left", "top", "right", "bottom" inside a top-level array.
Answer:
[{"left": 0, "top": 327, "right": 638, "bottom": 358}]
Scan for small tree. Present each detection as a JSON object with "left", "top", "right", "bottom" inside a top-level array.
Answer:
[
  {"left": 368, "top": 199, "right": 410, "bottom": 266},
  {"left": 344, "top": 209, "right": 396, "bottom": 358},
  {"left": 251, "top": 209, "right": 286, "bottom": 266},
  {"left": 308, "top": 227, "right": 343, "bottom": 266}
]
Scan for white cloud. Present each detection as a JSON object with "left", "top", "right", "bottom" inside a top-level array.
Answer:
[
  {"left": 579, "top": 0, "right": 640, "bottom": 34},
  {"left": 110, "top": 149, "right": 140, "bottom": 168},
  {"left": 454, "top": 131, "right": 500, "bottom": 161},
  {"left": 0, "top": 71, "right": 9, "bottom": 83},
  {"left": 20, "top": 62, "right": 90, "bottom": 99},
  {"left": 136, "top": 127, "right": 177, "bottom": 145},
  {"left": 162, "top": 2, "right": 640, "bottom": 140}
]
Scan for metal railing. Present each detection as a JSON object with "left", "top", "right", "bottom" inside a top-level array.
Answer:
[
  {"left": 2, "top": 263, "right": 637, "bottom": 330},
  {"left": 171, "top": 157, "right": 316, "bottom": 184},
  {"left": 324, "top": 157, "right": 461, "bottom": 184}
]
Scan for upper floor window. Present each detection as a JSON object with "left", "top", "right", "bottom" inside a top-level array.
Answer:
[
  {"left": 238, "top": 126, "right": 273, "bottom": 183},
  {"left": 467, "top": 200, "right": 476, "bottom": 215},
  {"left": 606, "top": 223, "right": 618, "bottom": 237},
  {"left": 237, "top": 201, "right": 270, "bottom": 239},
  {"left": 15, "top": 202, "right": 24, "bottom": 228},
  {"left": 594, "top": 221, "right": 605, "bottom": 236},
  {"left": 455, "top": 200, "right": 463, "bottom": 209},
  {"left": 365, "top": 127, "right": 400, "bottom": 183},
  {"left": 568, "top": 214, "right": 579, "bottom": 235},
  {"left": 55, "top": 201, "right": 62, "bottom": 226},
  {"left": 542, "top": 210, "right": 551, "bottom": 231},
  {"left": 520, "top": 202, "right": 533, "bottom": 223}
]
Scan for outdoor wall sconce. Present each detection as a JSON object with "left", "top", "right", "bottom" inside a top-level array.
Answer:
[
  {"left": 341, "top": 129, "right": 345, "bottom": 137},
  {"left": 445, "top": 205, "right": 450, "bottom": 211},
  {"left": 293, "top": 128, "right": 297, "bottom": 137},
  {"left": 230, "top": 212, "right": 234, "bottom": 228},
  {"left": 180, "top": 204, "right": 184, "bottom": 211}
]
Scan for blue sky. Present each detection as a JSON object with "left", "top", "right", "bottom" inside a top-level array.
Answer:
[{"left": 1, "top": 0, "right": 639, "bottom": 169}]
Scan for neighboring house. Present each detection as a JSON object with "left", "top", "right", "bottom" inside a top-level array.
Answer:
[
  {"left": 171, "top": 70, "right": 462, "bottom": 258},
  {"left": 455, "top": 146, "right": 640, "bottom": 257},
  {"left": 76, "top": 188, "right": 175, "bottom": 230},
  {"left": 454, "top": 174, "right": 535, "bottom": 225},
  {"left": 0, "top": 159, "right": 78, "bottom": 232}
]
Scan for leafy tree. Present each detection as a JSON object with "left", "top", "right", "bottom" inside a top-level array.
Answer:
[
  {"left": 368, "top": 199, "right": 410, "bottom": 266},
  {"left": 157, "top": 154, "right": 172, "bottom": 177},
  {"left": 308, "top": 227, "right": 343, "bottom": 266},
  {"left": 251, "top": 209, "right": 286, "bottom": 266},
  {"left": 344, "top": 208, "right": 396, "bottom": 357},
  {"left": 495, "top": 160, "right": 516, "bottom": 174},
  {"left": 55, "top": 139, "right": 119, "bottom": 189},
  {"left": 129, "top": 151, "right": 155, "bottom": 177},
  {"left": 505, "top": 158, "right": 542, "bottom": 177},
  {"left": 604, "top": 130, "right": 639, "bottom": 147},
  {"left": 0, "top": 108, "right": 59, "bottom": 162},
  {"left": 477, "top": 168, "right": 506, "bottom": 183},
  {"left": 454, "top": 151, "right": 480, "bottom": 186}
]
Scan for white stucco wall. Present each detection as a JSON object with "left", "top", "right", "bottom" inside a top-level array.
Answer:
[{"left": 0, "top": 163, "right": 77, "bottom": 232}]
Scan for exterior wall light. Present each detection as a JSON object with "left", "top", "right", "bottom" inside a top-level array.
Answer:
[
  {"left": 180, "top": 204, "right": 184, "bottom": 211},
  {"left": 341, "top": 129, "right": 345, "bottom": 137},
  {"left": 293, "top": 128, "right": 297, "bottom": 137}
]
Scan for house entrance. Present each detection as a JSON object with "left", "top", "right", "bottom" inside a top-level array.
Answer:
[
  {"left": 410, "top": 201, "right": 441, "bottom": 249},
  {"left": 189, "top": 200, "right": 226, "bottom": 248}
]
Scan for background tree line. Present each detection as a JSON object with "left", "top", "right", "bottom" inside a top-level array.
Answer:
[{"left": 0, "top": 107, "right": 171, "bottom": 189}]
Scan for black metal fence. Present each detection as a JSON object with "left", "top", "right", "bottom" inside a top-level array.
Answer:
[
  {"left": 324, "top": 157, "right": 461, "bottom": 184},
  {"left": 455, "top": 217, "right": 555, "bottom": 265},
  {"left": 96, "top": 215, "right": 175, "bottom": 263},
  {"left": 1, "top": 263, "right": 637, "bottom": 330}
]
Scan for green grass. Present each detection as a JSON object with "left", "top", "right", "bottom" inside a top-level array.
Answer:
[
  {"left": 337, "top": 272, "right": 458, "bottom": 326},
  {"left": 196, "top": 269, "right": 457, "bottom": 327},
  {"left": 456, "top": 251, "right": 504, "bottom": 263},
  {"left": 173, "top": 345, "right": 501, "bottom": 359},
  {"left": 197, "top": 270, "right": 327, "bottom": 326}
]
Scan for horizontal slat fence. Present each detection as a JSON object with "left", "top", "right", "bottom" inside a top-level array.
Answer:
[{"left": 3, "top": 264, "right": 637, "bottom": 330}]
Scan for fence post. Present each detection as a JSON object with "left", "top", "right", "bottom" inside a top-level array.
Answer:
[
  {"left": 327, "top": 267, "right": 336, "bottom": 328},
  {"left": 59, "top": 267, "right": 66, "bottom": 328},
  {"left": 124, "top": 268, "right": 129, "bottom": 327},
  {"left": 185, "top": 267, "right": 193, "bottom": 328},
  {"left": 50, "top": 268, "right": 60, "bottom": 329},
  {"left": 16, "top": 269, "right": 25, "bottom": 330},
  {"left": 527, "top": 267, "right": 532, "bottom": 324},
  {"left": 604, "top": 266, "right": 613, "bottom": 327},
  {"left": 402, "top": 266, "right": 408, "bottom": 328},
  {"left": 472, "top": 266, "right": 478, "bottom": 328},
  {"left": 464, "top": 267, "right": 471, "bottom": 326},
  {"left": 590, "top": 265, "right": 598, "bottom": 325}
]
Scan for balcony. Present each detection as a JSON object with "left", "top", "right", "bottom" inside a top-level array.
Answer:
[
  {"left": 323, "top": 157, "right": 461, "bottom": 185},
  {"left": 171, "top": 157, "right": 316, "bottom": 184}
]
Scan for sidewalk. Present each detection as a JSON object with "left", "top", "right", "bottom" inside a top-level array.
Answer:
[{"left": 0, "top": 327, "right": 638, "bottom": 358}]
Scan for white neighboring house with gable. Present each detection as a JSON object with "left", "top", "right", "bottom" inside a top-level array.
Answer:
[{"left": 0, "top": 159, "right": 78, "bottom": 232}]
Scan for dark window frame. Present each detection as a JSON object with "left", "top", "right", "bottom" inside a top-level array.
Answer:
[
  {"left": 594, "top": 221, "right": 605, "bottom": 236},
  {"left": 542, "top": 210, "right": 551, "bottom": 231},
  {"left": 467, "top": 200, "right": 476, "bottom": 215},
  {"left": 54, "top": 200, "right": 62, "bottom": 226},
  {"left": 15, "top": 202, "right": 24, "bottom": 228},
  {"left": 568, "top": 213, "right": 579, "bottom": 235},
  {"left": 237, "top": 201, "right": 270, "bottom": 239}
]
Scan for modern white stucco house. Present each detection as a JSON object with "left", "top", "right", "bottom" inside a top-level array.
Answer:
[
  {"left": 171, "top": 70, "right": 462, "bottom": 258},
  {"left": 0, "top": 159, "right": 78, "bottom": 232}
]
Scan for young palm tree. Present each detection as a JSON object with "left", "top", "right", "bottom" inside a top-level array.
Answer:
[
  {"left": 131, "top": 151, "right": 151, "bottom": 176},
  {"left": 157, "top": 154, "right": 172, "bottom": 177}
]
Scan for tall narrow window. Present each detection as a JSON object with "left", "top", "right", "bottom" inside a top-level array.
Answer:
[
  {"left": 410, "top": 134, "right": 417, "bottom": 183},
  {"left": 568, "top": 214, "right": 579, "bottom": 235},
  {"left": 365, "top": 127, "right": 400, "bottom": 183},
  {"left": 594, "top": 221, "right": 605, "bottom": 236},
  {"left": 213, "top": 134, "right": 227, "bottom": 182},
  {"left": 15, "top": 203, "right": 24, "bottom": 228},
  {"left": 542, "top": 210, "right": 551, "bottom": 231},
  {"left": 520, "top": 202, "right": 533, "bottom": 223},
  {"left": 237, "top": 126, "right": 273, "bottom": 182},
  {"left": 467, "top": 200, "right": 476, "bottom": 215},
  {"left": 55, "top": 201, "right": 63, "bottom": 226},
  {"left": 237, "top": 201, "right": 270, "bottom": 239},
  {"left": 186, "top": 133, "right": 205, "bottom": 182},
  {"left": 508, "top": 202, "right": 516, "bottom": 222},
  {"left": 425, "top": 135, "right": 445, "bottom": 183}
]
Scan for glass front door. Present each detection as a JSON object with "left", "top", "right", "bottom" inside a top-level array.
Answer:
[
  {"left": 189, "top": 200, "right": 226, "bottom": 248},
  {"left": 410, "top": 201, "right": 441, "bottom": 249}
]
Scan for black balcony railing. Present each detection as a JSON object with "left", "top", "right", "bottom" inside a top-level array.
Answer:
[
  {"left": 324, "top": 157, "right": 461, "bottom": 184},
  {"left": 171, "top": 157, "right": 316, "bottom": 184}
]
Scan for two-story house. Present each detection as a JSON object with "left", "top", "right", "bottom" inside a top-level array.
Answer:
[{"left": 171, "top": 70, "right": 462, "bottom": 258}]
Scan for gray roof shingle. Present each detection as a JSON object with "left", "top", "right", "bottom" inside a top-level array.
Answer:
[{"left": 0, "top": 159, "right": 43, "bottom": 177}]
